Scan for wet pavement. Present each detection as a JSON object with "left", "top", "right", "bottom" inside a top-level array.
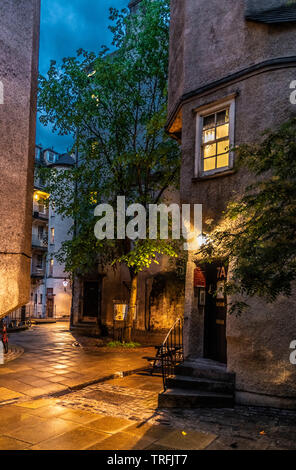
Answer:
[
  {"left": 0, "top": 322, "right": 154, "bottom": 402},
  {"left": 0, "top": 323, "right": 296, "bottom": 450}
]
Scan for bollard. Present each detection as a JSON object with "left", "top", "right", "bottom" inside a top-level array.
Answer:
[{"left": 0, "top": 340, "right": 4, "bottom": 365}]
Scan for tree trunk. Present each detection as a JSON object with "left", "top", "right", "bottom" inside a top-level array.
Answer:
[{"left": 125, "top": 272, "right": 138, "bottom": 342}]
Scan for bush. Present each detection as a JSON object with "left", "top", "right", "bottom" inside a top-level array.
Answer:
[{"left": 107, "top": 341, "right": 141, "bottom": 348}]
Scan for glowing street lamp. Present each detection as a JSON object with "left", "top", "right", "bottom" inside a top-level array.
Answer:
[{"left": 63, "top": 279, "right": 68, "bottom": 292}]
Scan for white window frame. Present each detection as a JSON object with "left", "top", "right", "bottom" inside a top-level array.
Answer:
[{"left": 194, "top": 95, "right": 236, "bottom": 178}]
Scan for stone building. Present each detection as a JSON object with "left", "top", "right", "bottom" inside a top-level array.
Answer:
[
  {"left": 71, "top": 191, "right": 185, "bottom": 344},
  {"left": 0, "top": 0, "right": 41, "bottom": 318},
  {"left": 45, "top": 153, "right": 74, "bottom": 319},
  {"left": 166, "top": 0, "right": 296, "bottom": 408}
]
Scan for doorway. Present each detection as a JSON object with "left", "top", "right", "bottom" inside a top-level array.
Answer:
[
  {"left": 83, "top": 280, "right": 101, "bottom": 320},
  {"left": 46, "top": 288, "right": 54, "bottom": 318},
  {"left": 203, "top": 263, "right": 228, "bottom": 364}
]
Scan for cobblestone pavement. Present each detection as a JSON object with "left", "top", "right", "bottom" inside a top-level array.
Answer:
[
  {"left": 56, "top": 371, "right": 296, "bottom": 450},
  {"left": 0, "top": 368, "right": 295, "bottom": 449},
  {"left": 0, "top": 322, "right": 154, "bottom": 403}
]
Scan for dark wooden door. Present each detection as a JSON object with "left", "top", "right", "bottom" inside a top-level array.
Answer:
[
  {"left": 83, "top": 281, "right": 100, "bottom": 319},
  {"left": 47, "top": 298, "right": 54, "bottom": 318},
  {"left": 204, "top": 263, "right": 227, "bottom": 364}
]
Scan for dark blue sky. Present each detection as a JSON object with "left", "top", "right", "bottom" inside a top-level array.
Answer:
[{"left": 36, "top": 0, "right": 127, "bottom": 153}]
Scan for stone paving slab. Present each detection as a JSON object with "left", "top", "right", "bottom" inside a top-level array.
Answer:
[
  {"left": 0, "top": 323, "right": 295, "bottom": 450},
  {"left": 0, "top": 322, "right": 155, "bottom": 404}
]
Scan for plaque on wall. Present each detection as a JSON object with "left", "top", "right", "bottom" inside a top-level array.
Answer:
[
  {"left": 113, "top": 303, "right": 128, "bottom": 321},
  {"left": 194, "top": 267, "right": 206, "bottom": 288}
]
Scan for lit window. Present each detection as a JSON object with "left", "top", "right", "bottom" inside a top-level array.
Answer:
[
  {"left": 202, "top": 109, "right": 230, "bottom": 172},
  {"left": 50, "top": 228, "right": 55, "bottom": 244},
  {"left": 49, "top": 258, "right": 54, "bottom": 276},
  {"left": 195, "top": 96, "right": 235, "bottom": 177}
]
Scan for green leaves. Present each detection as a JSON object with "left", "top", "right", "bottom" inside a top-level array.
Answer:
[
  {"left": 199, "top": 118, "right": 296, "bottom": 315},
  {"left": 38, "top": 0, "right": 181, "bottom": 277},
  {"left": 115, "top": 239, "right": 179, "bottom": 273}
]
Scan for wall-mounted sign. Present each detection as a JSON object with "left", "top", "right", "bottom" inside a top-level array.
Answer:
[
  {"left": 199, "top": 288, "right": 206, "bottom": 306},
  {"left": 217, "top": 266, "right": 227, "bottom": 280},
  {"left": 113, "top": 303, "right": 128, "bottom": 321},
  {"left": 194, "top": 267, "right": 206, "bottom": 288},
  {"left": 216, "top": 280, "right": 225, "bottom": 300}
]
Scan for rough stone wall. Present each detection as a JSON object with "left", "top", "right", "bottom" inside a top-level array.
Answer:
[
  {"left": 71, "top": 257, "right": 185, "bottom": 345},
  {"left": 169, "top": 0, "right": 296, "bottom": 407},
  {"left": 0, "top": 0, "right": 40, "bottom": 317},
  {"left": 101, "top": 258, "right": 185, "bottom": 344},
  {"left": 168, "top": 0, "right": 296, "bottom": 117},
  {"left": 167, "top": 0, "right": 185, "bottom": 118}
]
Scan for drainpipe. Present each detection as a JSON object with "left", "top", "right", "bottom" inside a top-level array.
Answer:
[{"left": 70, "top": 130, "right": 79, "bottom": 329}]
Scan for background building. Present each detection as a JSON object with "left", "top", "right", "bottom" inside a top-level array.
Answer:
[{"left": 5, "top": 147, "right": 74, "bottom": 326}]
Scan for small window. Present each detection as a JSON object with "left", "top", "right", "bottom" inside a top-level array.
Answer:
[
  {"left": 36, "top": 255, "right": 43, "bottom": 269},
  {"left": 38, "top": 199, "right": 45, "bottom": 213},
  {"left": 195, "top": 96, "right": 235, "bottom": 177},
  {"left": 49, "top": 258, "right": 54, "bottom": 276},
  {"left": 38, "top": 226, "right": 44, "bottom": 240},
  {"left": 202, "top": 109, "right": 230, "bottom": 173},
  {"left": 50, "top": 228, "right": 55, "bottom": 244}
]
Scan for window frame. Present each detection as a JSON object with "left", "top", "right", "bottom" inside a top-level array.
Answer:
[{"left": 194, "top": 96, "right": 236, "bottom": 178}]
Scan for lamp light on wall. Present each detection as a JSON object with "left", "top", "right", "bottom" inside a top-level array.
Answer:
[
  {"left": 63, "top": 279, "right": 68, "bottom": 292},
  {"left": 197, "top": 232, "right": 209, "bottom": 248}
]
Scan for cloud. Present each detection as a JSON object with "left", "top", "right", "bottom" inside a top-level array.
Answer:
[{"left": 37, "top": 0, "right": 127, "bottom": 152}]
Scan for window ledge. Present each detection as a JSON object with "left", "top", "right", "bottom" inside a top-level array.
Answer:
[{"left": 192, "top": 169, "right": 236, "bottom": 182}]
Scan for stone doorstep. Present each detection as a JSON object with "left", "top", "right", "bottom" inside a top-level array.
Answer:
[{"left": 0, "top": 366, "right": 146, "bottom": 407}]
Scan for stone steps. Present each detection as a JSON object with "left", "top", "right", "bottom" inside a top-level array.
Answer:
[
  {"left": 158, "top": 388, "right": 234, "bottom": 408},
  {"left": 166, "top": 375, "right": 234, "bottom": 394},
  {"left": 158, "top": 358, "right": 235, "bottom": 409},
  {"left": 176, "top": 359, "right": 235, "bottom": 383}
]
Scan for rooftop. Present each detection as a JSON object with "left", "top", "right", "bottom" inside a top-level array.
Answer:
[{"left": 246, "top": 4, "right": 296, "bottom": 23}]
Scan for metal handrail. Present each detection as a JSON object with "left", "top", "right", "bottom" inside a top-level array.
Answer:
[{"left": 161, "top": 317, "right": 184, "bottom": 391}]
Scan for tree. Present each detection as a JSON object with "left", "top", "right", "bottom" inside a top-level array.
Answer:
[
  {"left": 38, "top": 0, "right": 181, "bottom": 340},
  {"left": 199, "top": 118, "right": 296, "bottom": 315}
]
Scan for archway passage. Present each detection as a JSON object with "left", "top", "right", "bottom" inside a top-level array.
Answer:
[{"left": 203, "top": 263, "right": 228, "bottom": 364}]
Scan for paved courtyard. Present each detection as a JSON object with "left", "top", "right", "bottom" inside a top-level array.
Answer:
[
  {"left": 0, "top": 322, "right": 154, "bottom": 402},
  {"left": 0, "top": 323, "right": 295, "bottom": 450}
]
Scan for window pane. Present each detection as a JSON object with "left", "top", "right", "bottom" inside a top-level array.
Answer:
[
  {"left": 217, "top": 109, "right": 229, "bottom": 125},
  {"left": 216, "top": 123, "right": 229, "bottom": 140},
  {"left": 203, "top": 128, "right": 215, "bottom": 143},
  {"left": 217, "top": 153, "right": 229, "bottom": 168},
  {"left": 204, "top": 143, "right": 216, "bottom": 158},
  {"left": 203, "top": 114, "right": 215, "bottom": 130},
  {"left": 217, "top": 139, "right": 229, "bottom": 155},
  {"left": 204, "top": 157, "right": 216, "bottom": 171}
]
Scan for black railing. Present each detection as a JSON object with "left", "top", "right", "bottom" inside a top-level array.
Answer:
[{"left": 161, "top": 317, "right": 184, "bottom": 391}]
